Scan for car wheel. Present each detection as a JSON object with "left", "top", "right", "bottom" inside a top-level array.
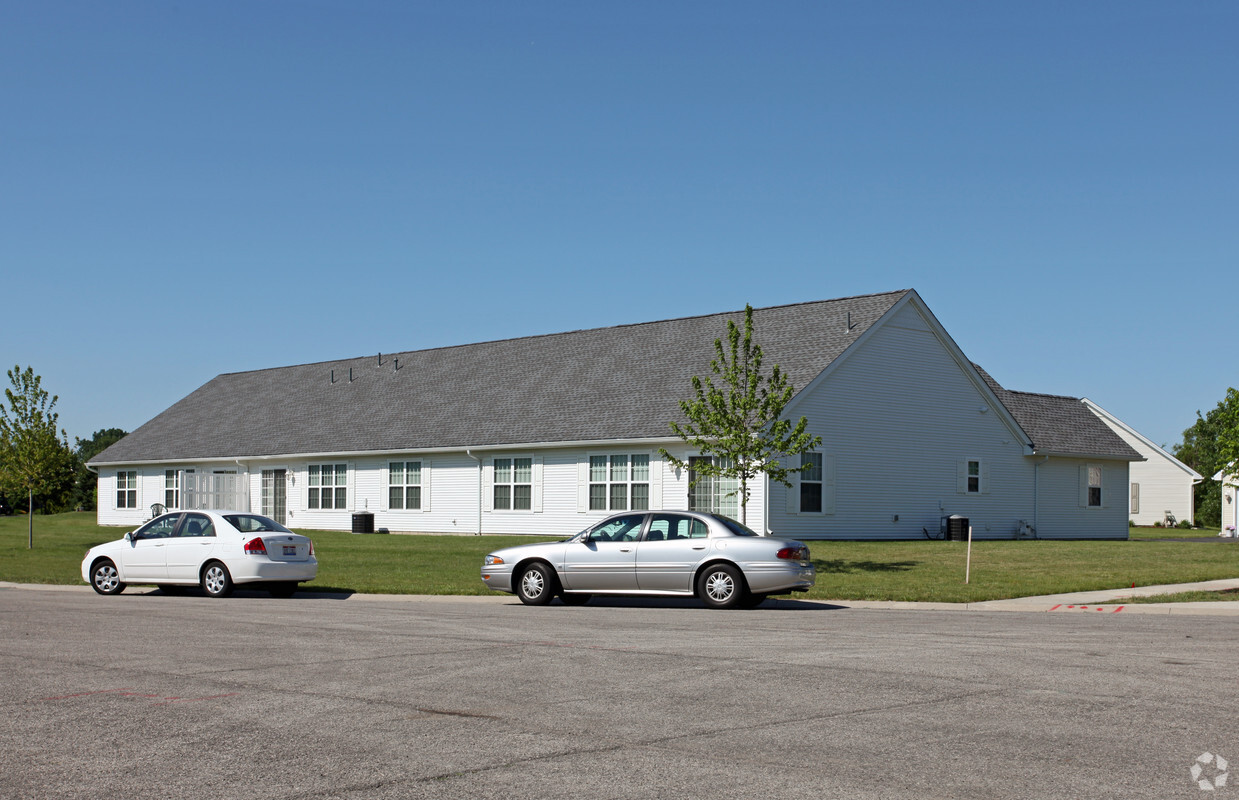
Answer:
[
  {"left": 201, "top": 561, "right": 234, "bottom": 598},
  {"left": 559, "top": 592, "right": 591, "bottom": 606},
  {"left": 90, "top": 560, "right": 125, "bottom": 595},
  {"left": 698, "top": 563, "right": 745, "bottom": 609},
  {"left": 268, "top": 581, "right": 297, "bottom": 598},
  {"left": 515, "top": 562, "right": 556, "bottom": 606}
]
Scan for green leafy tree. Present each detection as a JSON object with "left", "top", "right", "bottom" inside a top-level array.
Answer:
[
  {"left": 1175, "top": 388, "right": 1239, "bottom": 529},
  {"left": 72, "top": 428, "right": 128, "bottom": 511},
  {"left": 659, "top": 304, "right": 822, "bottom": 526},
  {"left": 0, "top": 366, "right": 75, "bottom": 547}
]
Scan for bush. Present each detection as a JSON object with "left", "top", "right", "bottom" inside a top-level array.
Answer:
[
  {"left": 1153, "top": 521, "right": 1163, "bottom": 527},
  {"left": 1178, "top": 519, "right": 1193, "bottom": 529}
]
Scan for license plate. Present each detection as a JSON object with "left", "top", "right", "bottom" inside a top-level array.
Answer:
[{"left": 283, "top": 545, "right": 297, "bottom": 556}]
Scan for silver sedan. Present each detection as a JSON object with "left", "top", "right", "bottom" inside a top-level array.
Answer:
[{"left": 480, "top": 511, "right": 815, "bottom": 608}]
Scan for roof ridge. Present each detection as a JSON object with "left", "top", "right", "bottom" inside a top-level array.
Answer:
[{"left": 215, "top": 289, "right": 912, "bottom": 379}]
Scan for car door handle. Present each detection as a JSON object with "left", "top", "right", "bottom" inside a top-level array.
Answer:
[
  {"left": 619, "top": 548, "right": 631, "bottom": 553},
  {"left": 692, "top": 545, "right": 706, "bottom": 550}
]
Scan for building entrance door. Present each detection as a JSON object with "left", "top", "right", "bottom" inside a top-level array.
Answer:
[{"left": 262, "top": 469, "right": 287, "bottom": 525}]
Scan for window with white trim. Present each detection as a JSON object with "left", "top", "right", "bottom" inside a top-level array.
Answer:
[
  {"left": 589, "top": 454, "right": 650, "bottom": 511},
  {"left": 494, "top": 457, "right": 533, "bottom": 511},
  {"left": 308, "top": 463, "right": 348, "bottom": 510},
  {"left": 389, "top": 461, "right": 422, "bottom": 510},
  {"left": 966, "top": 460, "right": 981, "bottom": 494},
  {"left": 800, "top": 453, "right": 823, "bottom": 513},
  {"left": 165, "top": 470, "right": 180, "bottom": 509},
  {"left": 688, "top": 456, "right": 738, "bottom": 518},
  {"left": 1087, "top": 464, "right": 1102, "bottom": 507},
  {"left": 116, "top": 471, "right": 137, "bottom": 509}
]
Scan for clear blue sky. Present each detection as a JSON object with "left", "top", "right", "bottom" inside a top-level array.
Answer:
[{"left": 3, "top": 0, "right": 1235, "bottom": 451}]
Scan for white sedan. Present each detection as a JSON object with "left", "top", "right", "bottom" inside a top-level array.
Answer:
[{"left": 82, "top": 511, "right": 317, "bottom": 598}]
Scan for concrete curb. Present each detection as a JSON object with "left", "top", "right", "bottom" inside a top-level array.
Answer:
[{"left": 6, "top": 580, "right": 1239, "bottom": 615}]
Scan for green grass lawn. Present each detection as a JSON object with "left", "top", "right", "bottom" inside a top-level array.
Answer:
[{"left": 5, "top": 513, "right": 1239, "bottom": 603}]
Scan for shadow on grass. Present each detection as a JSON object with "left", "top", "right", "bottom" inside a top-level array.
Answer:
[{"left": 814, "top": 559, "right": 920, "bottom": 574}]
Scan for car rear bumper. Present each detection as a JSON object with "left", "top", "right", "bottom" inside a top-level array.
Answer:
[
  {"left": 742, "top": 562, "right": 816, "bottom": 595},
  {"left": 231, "top": 558, "right": 318, "bottom": 584}
]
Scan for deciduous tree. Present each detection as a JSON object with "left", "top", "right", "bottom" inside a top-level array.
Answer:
[
  {"left": 659, "top": 304, "right": 822, "bottom": 526},
  {"left": 0, "top": 366, "right": 75, "bottom": 547}
]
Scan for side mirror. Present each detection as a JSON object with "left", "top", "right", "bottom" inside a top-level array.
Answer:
[{"left": 124, "top": 532, "right": 136, "bottom": 543}]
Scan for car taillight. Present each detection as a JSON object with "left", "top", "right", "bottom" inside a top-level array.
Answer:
[
  {"left": 308, "top": 540, "right": 314, "bottom": 556},
  {"left": 776, "top": 546, "right": 808, "bottom": 561},
  {"left": 244, "top": 537, "right": 267, "bottom": 555}
]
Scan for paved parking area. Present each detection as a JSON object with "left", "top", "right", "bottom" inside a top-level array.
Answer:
[{"left": 3, "top": 586, "right": 1238, "bottom": 799}]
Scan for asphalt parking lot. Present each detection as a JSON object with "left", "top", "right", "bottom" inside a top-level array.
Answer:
[{"left": 2, "top": 586, "right": 1238, "bottom": 800}]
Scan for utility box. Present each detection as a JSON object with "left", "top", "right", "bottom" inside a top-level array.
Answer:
[
  {"left": 945, "top": 515, "right": 970, "bottom": 541},
  {"left": 351, "top": 511, "right": 375, "bottom": 534}
]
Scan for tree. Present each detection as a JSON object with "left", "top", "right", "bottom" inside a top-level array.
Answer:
[
  {"left": 72, "top": 428, "right": 128, "bottom": 511},
  {"left": 0, "top": 366, "right": 75, "bottom": 547},
  {"left": 1175, "top": 387, "right": 1239, "bottom": 529},
  {"left": 659, "top": 304, "right": 822, "bottom": 526}
]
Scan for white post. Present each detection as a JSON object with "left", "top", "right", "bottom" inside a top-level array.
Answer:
[{"left": 965, "top": 525, "right": 973, "bottom": 584}]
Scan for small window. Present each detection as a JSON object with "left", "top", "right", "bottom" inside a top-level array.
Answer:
[
  {"left": 1088, "top": 465, "right": 1103, "bottom": 507},
  {"left": 165, "top": 470, "right": 180, "bottom": 509},
  {"left": 800, "top": 453, "right": 823, "bottom": 513},
  {"left": 116, "top": 471, "right": 137, "bottom": 509},
  {"left": 967, "top": 460, "right": 981, "bottom": 494},
  {"left": 389, "top": 461, "right": 422, "bottom": 510}
]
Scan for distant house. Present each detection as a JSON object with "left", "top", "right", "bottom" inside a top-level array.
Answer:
[
  {"left": 1082, "top": 399, "right": 1202, "bottom": 526},
  {"left": 89, "top": 289, "right": 1141, "bottom": 539},
  {"left": 1216, "top": 467, "right": 1239, "bottom": 535}
]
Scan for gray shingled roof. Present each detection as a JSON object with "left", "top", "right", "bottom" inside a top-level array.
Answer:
[
  {"left": 91, "top": 291, "right": 911, "bottom": 464},
  {"left": 972, "top": 365, "right": 1141, "bottom": 460}
]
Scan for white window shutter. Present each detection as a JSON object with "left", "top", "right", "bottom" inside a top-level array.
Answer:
[
  {"left": 422, "top": 461, "right": 431, "bottom": 512},
  {"left": 824, "top": 454, "right": 837, "bottom": 515},
  {"left": 981, "top": 461, "right": 991, "bottom": 495},
  {"left": 532, "top": 456, "right": 543, "bottom": 513},
  {"left": 380, "top": 463, "right": 390, "bottom": 512},
  {"left": 1131, "top": 482, "right": 1140, "bottom": 515},
  {"left": 1079, "top": 464, "right": 1089, "bottom": 507},
  {"left": 482, "top": 459, "right": 494, "bottom": 512},
  {"left": 577, "top": 457, "right": 590, "bottom": 513},
  {"left": 649, "top": 453, "right": 663, "bottom": 509},
  {"left": 957, "top": 461, "right": 968, "bottom": 494}
]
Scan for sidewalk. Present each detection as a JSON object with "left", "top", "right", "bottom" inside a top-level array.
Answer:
[{"left": 820, "top": 577, "right": 1239, "bottom": 616}]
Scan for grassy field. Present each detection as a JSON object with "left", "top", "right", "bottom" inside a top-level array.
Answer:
[{"left": 4, "top": 513, "right": 1239, "bottom": 603}]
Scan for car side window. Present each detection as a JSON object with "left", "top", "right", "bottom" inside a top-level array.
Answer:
[
  {"left": 688, "top": 519, "right": 709, "bottom": 538},
  {"left": 592, "top": 514, "right": 645, "bottom": 542},
  {"left": 135, "top": 514, "right": 180, "bottom": 539},
  {"left": 179, "top": 513, "right": 215, "bottom": 538},
  {"left": 647, "top": 514, "right": 694, "bottom": 541}
]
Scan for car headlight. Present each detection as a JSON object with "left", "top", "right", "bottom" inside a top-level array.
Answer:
[{"left": 484, "top": 555, "right": 504, "bottom": 566}]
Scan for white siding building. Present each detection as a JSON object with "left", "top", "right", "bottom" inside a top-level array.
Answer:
[
  {"left": 90, "top": 290, "right": 1140, "bottom": 539},
  {"left": 1082, "top": 399, "right": 1203, "bottom": 526}
]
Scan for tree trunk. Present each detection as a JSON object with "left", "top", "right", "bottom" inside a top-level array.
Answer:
[{"left": 27, "top": 488, "right": 33, "bottom": 549}]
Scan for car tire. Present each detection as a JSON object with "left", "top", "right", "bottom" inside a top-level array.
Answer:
[
  {"left": 515, "top": 562, "right": 556, "bottom": 606},
  {"left": 201, "top": 561, "right": 234, "bottom": 598},
  {"left": 698, "top": 563, "right": 745, "bottom": 609},
  {"left": 559, "top": 592, "right": 591, "bottom": 606},
  {"left": 90, "top": 559, "right": 125, "bottom": 595},
  {"left": 268, "top": 581, "right": 297, "bottom": 598}
]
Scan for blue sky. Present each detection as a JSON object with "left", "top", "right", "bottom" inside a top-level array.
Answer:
[{"left": 3, "top": 0, "right": 1235, "bottom": 450}]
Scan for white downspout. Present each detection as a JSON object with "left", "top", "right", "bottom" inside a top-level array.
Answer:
[{"left": 466, "top": 450, "right": 482, "bottom": 535}]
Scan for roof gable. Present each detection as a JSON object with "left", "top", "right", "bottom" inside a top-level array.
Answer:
[{"left": 91, "top": 291, "right": 910, "bottom": 464}]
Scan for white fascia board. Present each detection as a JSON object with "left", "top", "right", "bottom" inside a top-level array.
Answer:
[
  {"left": 784, "top": 290, "right": 1034, "bottom": 454},
  {"left": 1081, "top": 398, "right": 1202, "bottom": 479},
  {"left": 88, "top": 436, "right": 686, "bottom": 467},
  {"left": 1026, "top": 449, "right": 1144, "bottom": 463}
]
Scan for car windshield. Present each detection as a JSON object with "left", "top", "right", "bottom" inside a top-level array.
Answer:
[
  {"left": 224, "top": 514, "right": 292, "bottom": 534},
  {"left": 716, "top": 516, "right": 760, "bottom": 537}
]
